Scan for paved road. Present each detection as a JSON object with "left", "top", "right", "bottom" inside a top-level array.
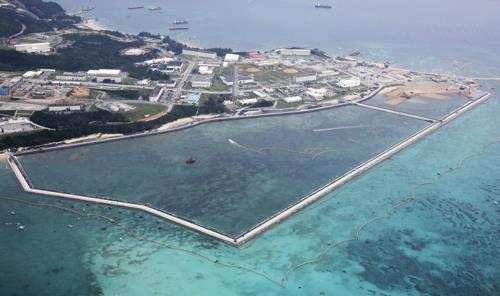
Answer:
[
  {"left": 172, "top": 61, "right": 195, "bottom": 100},
  {"left": 353, "top": 102, "right": 436, "bottom": 123},
  {"left": 9, "top": 22, "right": 26, "bottom": 39}
]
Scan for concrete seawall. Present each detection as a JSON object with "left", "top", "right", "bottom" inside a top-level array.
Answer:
[{"left": 6, "top": 90, "right": 490, "bottom": 246}]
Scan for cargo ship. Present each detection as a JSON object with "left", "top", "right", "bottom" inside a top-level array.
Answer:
[
  {"left": 128, "top": 6, "right": 144, "bottom": 10},
  {"left": 82, "top": 6, "right": 95, "bottom": 12},
  {"left": 149, "top": 6, "right": 162, "bottom": 11},
  {"left": 173, "top": 20, "right": 189, "bottom": 25},
  {"left": 169, "top": 27, "right": 189, "bottom": 31},
  {"left": 315, "top": 3, "right": 332, "bottom": 8}
]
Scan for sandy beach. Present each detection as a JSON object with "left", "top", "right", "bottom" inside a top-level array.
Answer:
[
  {"left": 381, "top": 82, "right": 462, "bottom": 105},
  {"left": 157, "top": 114, "right": 220, "bottom": 131},
  {"left": 157, "top": 118, "right": 196, "bottom": 131},
  {"left": 77, "top": 18, "right": 107, "bottom": 31},
  {"left": 64, "top": 133, "right": 123, "bottom": 144}
]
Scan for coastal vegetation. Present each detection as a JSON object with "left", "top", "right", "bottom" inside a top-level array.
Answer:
[
  {"left": 198, "top": 94, "right": 228, "bottom": 114},
  {"left": 0, "top": 8, "right": 24, "bottom": 37},
  {"left": 104, "top": 89, "right": 151, "bottom": 100},
  {"left": 0, "top": 95, "right": 227, "bottom": 149},
  {"left": 18, "top": 0, "right": 68, "bottom": 19},
  {"left": 252, "top": 99, "right": 274, "bottom": 108},
  {"left": 138, "top": 32, "right": 162, "bottom": 39},
  {"left": 0, "top": 105, "right": 191, "bottom": 149},
  {"left": 121, "top": 103, "right": 167, "bottom": 122},
  {"left": 0, "top": 7, "right": 51, "bottom": 37},
  {"left": 0, "top": 0, "right": 79, "bottom": 38},
  {"left": 0, "top": 33, "right": 169, "bottom": 80},
  {"left": 162, "top": 35, "right": 185, "bottom": 55},
  {"left": 161, "top": 35, "right": 240, "bottom": 57}
]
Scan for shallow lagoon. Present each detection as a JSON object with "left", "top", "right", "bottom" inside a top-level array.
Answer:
[
  {"left": 17, "top": 105, "right": 430, "bottom": 237},
  {"left": 364, "top": 94, "right": 471, "bottom": 120},
  {"left": 1, "top": 83, "right": 499, "bottom": 295}
]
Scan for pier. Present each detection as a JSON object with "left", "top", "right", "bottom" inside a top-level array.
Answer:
[
  {"left": 5, "top": 89, "right": 490, "bottom": 246},
  {"left": 352, "top": 102, "right": 437, "bottom": 123}
]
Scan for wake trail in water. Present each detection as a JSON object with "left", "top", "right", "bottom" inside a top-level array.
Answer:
[{"left": 228, "top": 139, "right": 337, "bottom": 159}]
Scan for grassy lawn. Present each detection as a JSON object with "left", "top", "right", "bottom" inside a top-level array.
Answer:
[
  {"left": 209, "top": 77, "right": 230, "bottom": 91},
  {"left": 253, "top": 69, "right": 301, "bottom": 84},
  {"left": 120, "top": 103, "right": 166, "bottom": 122},
  {"left": 105, "top": 89, "right": 151, "bottom": 100},
  {"left": 275, "top": 99, "right": 305, "bottom": 109}
]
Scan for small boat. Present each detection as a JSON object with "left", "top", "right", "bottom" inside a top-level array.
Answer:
[
  {"left": 128, "top": 6, "right": 144, "bottom": 10},
  {"left": 185, "top": 157, "right": 196, "bottom": 164},
  {"left": 170, "top": 27, "right": 189, "bottom": 31},
  {"left": 149, "top": 6, "right": 162, "bottom": 11},
  {"left": 173, "top": 20, "right": 189, "bottom": 25},
  {"left": 82, "top": 6, "right": 95, "bottom": 12},
  {"left": 315, "top": 3, "right": 332, "bottom": 9}
]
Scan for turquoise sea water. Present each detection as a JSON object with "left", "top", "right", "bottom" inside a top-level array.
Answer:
[
  {"left": 2, "top": 0, "right": 500, "bottom": 294},
  {"left": 1, "top": 82, "right": 499, "bottom": 295},
  {"left": 17, "top": 105, "right": 430, "bottom": 237},
  {"left": 364, "top": 94, "right": 471, "bottom": 120}
]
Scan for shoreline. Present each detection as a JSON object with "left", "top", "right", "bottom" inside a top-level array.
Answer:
[
  {"left": 63, "top": 133, "right": 123, "bottom": 144},
  {"left": 77, "top": 18, "right": 107, "bottom": 31}
]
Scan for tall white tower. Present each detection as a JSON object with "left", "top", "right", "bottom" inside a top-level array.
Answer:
[{"left": 232, "top": 65, "right": 240, "bottom": 97}]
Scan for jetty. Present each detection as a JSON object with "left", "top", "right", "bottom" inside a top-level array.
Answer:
[{"left": 352, "top": 102, "right": 437, "bottom": 123}]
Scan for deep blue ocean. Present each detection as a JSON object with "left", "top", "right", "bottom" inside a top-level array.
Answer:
[
  {"left": 1, "top": 0, "right": 499, "bottom": 295},
  {"left": 54, "top": 0, "right": 500, "bottom": 77}
]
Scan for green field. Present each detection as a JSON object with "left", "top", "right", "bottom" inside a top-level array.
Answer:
[
  {"left": 252, "top": 68, "right": 309, "bottom": 85},
  {"left": 105, "top": 89, "right": 151, "bottom": 100},
  {"left": 209, "top": 77, "right": 231, "bottom": 91},
  {"left": 120, "top": 103, "right": 166, "bottom": 122},
  {"left": 275, "top": 99, "right": 305, "bottom": 109}
]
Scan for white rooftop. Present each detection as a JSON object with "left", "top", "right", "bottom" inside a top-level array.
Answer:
[
  {"left": 224, "top": 53, "right": 240, "bottom": 62},
  {"left": 283, "top": 96, "right": 303, "bottom": 103},
  {"left": 87, "top": 69, "right": 122, "bottom": 76}
]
